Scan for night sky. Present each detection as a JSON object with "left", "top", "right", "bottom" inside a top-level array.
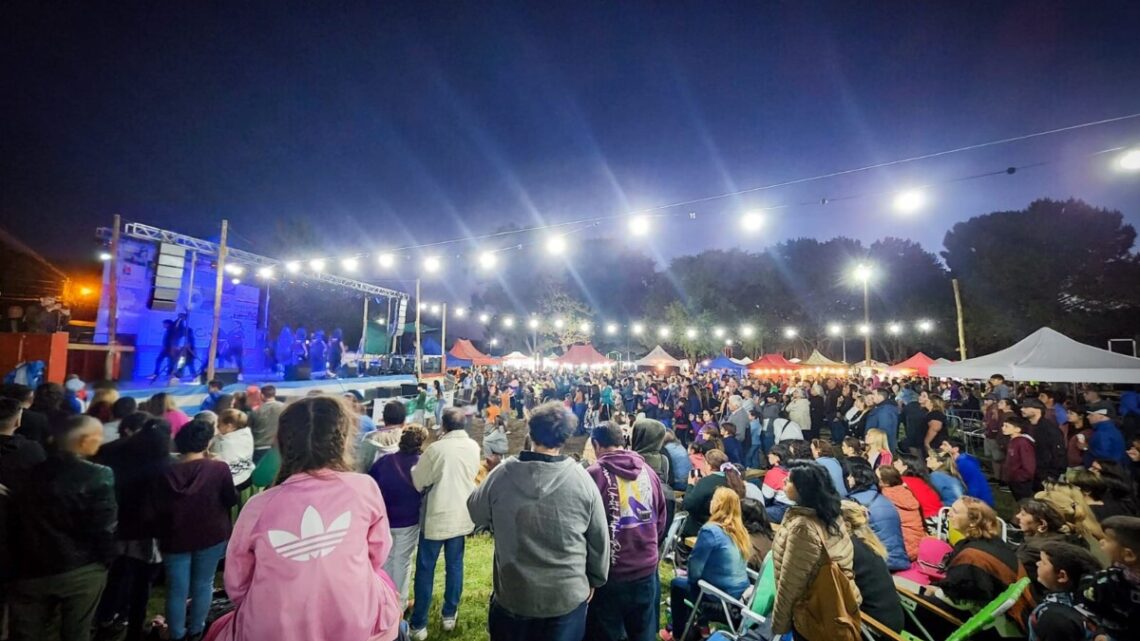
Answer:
[{"left": 4, "top": 1, "right": 1140, "bottom": 282}]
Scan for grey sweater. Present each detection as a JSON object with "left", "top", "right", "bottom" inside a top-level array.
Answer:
[{"left": 467, "top": 451, "right": 610, "bottom": 618}]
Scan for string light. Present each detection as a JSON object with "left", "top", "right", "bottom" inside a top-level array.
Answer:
[
  {"left": 784, "top": 327, "right": 797, "bottom": 338},
  {"left": 605, "top": 323, "right": 618, "bottom": 335},
  {"left": 257, "top": 266, "right": 274, "bottom": 279},
  {"left": 429, "top": 304, "right": 440, "bottom": 315},
  {"left": 858, "top": 324, "right": 872, "bottom": 335},
  {"left": 888, "top": 322, "right": 903, "bottom": 335},
  {"left": 309, "top": 258, "right": 326, "bottom": 272},
  {"left": 478, "top": 313, "right": 490, "bottom": 323},
  {"left": 285, "top": 261, "right": 301, "bottom": 274},
  {"left": 454, "top": 307, "right": 466, "bottom": 317},
  {"left": 479, "top": 251, "right": 498, "bottom": 270},
  {"left": 893, "top": 189, "right": 927, "bottom": 214},
  {"left": 553, "top": 318, "right": 565, "bottom": 329},
  {"left": 224, "top": 264, "right": 244, "bottom": 275},
  {"left": 740, "top": 324, "right": 754, "bottom": 338},
  {"left": 658, "top": 326, "right": 671, "bottom": 338},
  {"left": 580, "top": 321, "right": 592, "bottom": 333},
  {"left": 502, "top": 316, "right": 515, "bottom": 328},
  {"left": 340, "top": 257, "right": 359, "bottom": 272},
  {"left": 827, "top": 323, "right": 842, "bottom": 336},
  {"left": 98, "top": 251, "right": 112, "bottom": 261},
  {"left": 740, "top": 211, "right": 764, "bottom": 233},
  {"left": 528, "top": 318, "right": 540, "bottom": 329},
  {"left": 422, "top": 256, "right": 441, "bottom": 273},
  {"left": 631, "top": 322, "right": 644, "bottom": 335},
  {"left": 1118, "top": 148, "right": 1140, "bottom": 171},
  {"left": 713, "top": 327, "right": 725, "bottom": 338},
  {"left": 377, "top": 253, "right": 395, "bottom": 268},
  {"left": 685, "top": 327, "right": 697, "bottom": 339},
  {"left": 917, "top": 319, "right": 933, "bottom": 332},
  {"left": 546, "top": 236, "right": 567, "bottom": 255},
  {"left": 628, "top": 215, "right": 651, "bottom": 236}
]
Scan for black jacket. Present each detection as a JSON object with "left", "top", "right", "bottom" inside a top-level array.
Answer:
[
  {"left": 1, "top": 433, "right": 47, "bottom": 581},
  {"left": 14, "top": 409, "right": 50, "bottom": 447},
  {"left": 1032, "top": 419, "right": 1066, "bottom": 481},
  {"left": 11, "top": 451, "right": 117, "bottom": 579}
]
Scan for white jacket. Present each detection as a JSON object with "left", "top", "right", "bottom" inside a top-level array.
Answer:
[
  {"left": 211, "top": 427, "right": 255, "bottom": 486},
  {"left": 786, "top": 398, "right": 811, "bottom": 434},
  {"left": 411, "top": 429, "right": 480, "bottom": 540}
]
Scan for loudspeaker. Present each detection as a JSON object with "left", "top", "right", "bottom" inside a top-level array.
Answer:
[
  {"left": 391, "top": 297, "right": 408, "bottom": 337},
  {"left": 150, "top": 242, "right": 187, "bottom": 311},
  {"left": 213, "top": 368, "right": 239, "bottom": 385}
]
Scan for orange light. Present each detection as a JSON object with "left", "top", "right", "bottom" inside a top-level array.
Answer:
[{"left": 79, "top": 286, "right": 93, "bottom": 297}]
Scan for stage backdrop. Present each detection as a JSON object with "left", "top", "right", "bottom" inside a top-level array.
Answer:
[{"left": 95, "top": 238, "right": 265, "bottom": 379}]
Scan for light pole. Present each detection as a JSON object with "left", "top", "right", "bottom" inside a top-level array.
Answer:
[
  {"left": 828, "top": 323, "right": 847, "bottom": 363},
  {"left": 854, "top": 264, "right": 873, "bottom": 364}
]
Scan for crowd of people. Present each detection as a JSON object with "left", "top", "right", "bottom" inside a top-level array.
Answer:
[{"left": 1, "top": 367, "right": 1139, "bottom": 641}]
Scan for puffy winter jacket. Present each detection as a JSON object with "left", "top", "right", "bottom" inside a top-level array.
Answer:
[
  {"left": 770, "top": 506, "right": 861, "bottom": 635},
  {"left": 849, "top": 487, "right": 911, "bottom": 571},
  {"left": 881, "top": 485, "right": 924, "bottom": 561},
  {"left": 864, "top": 402, "right": 900, "bottom": 452}
]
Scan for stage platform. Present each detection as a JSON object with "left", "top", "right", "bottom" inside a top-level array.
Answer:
[{"left": 115, "top": 374, "right": 419, "bottom": 411}]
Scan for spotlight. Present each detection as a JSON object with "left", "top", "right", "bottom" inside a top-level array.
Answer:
[
  {"left": 553, "top": 318, "right": 565, "bottom": 329},
  {"left": 478, "top": 251, "right": 498, "bottom": 270},
  {"left": 257, "top": 266, "right": 274, "bottom": 279},
  {"left": 628, "top": 215, "right": 651, "bottom": 237},
  {"left": 230, "top": 278, "right": 241, "bottom": 285},
  {"left": 98, "top": 251, "right": 112, "bottom": 261},
  {"left": 546, "top": 236, "right": 567, "bottom": 255},
  {"left": 784, "top": 327, "right": 797, "bottom": 339},
  {"left": 224, "top": 264, "right": 244, "bottom": 275},
  {"left": 827, "top": 323, "right": 842, "bottom": 336},
  {"left": 478, "top": 313, "right": 491, "bottom": 324},
  {"left": 858, "top": 324, "right": 872, "bottom": 335},
  {"left": 285, "top": 261, "right": 301, "bottom": 274},
  {"left": 377, "top": 253, "right": 395, "bottom": 268},
  {"left": 1118, "top": 148, "right": 1140, "bottom": 172},
  {"left": 658, "top": 326, "right": 671, "bottom": 338},
  {"left": 893, "top": 189, "right": 926, "bottom": 214},
  {"left": 503, "top": 316, "right": 515, "bottom": 328},
  {"left": 422, "top": 256, "right": 441, "bottom": 273},
  {"left": 309, "top": 259, "right": 326, "bottom": 272},
  {"left": 917, "top": 319, "right": 933, "bottom": 333},
  {"left": 430, "top": 304, "right": 440, "bottom": 315},
  {"left": 631, "top": 322, "right": 644, "bottom": 335},
  {"left": 685, "top": 327, "right": 697, "bottom": 339},
  {"left": 740, "top": 324, "right": 754, "bottom": 338},
  {"left": 454, "top": 307, "right": 466, "bottom": 317},
  {"left": 340, "top": 257, "right": 358, "bottom": 272},
  {"left": 605, "top": 323, "right": 618, "bottom": 335},
  {"left": 740, "top": 211, "right": 764, "bottom": 233},
  {"left": 713, "top": 327, "right": 725, "bottom": 338},
  {"left": 528, "top": 318, "right": 539, "bottom": 329},
  {"left": 888, "top": 322, "right": 902, "bottom": 335}
]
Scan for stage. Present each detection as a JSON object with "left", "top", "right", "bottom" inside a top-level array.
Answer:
[{"left": 115, "top": 374, "right": 419, "bottom": 411}]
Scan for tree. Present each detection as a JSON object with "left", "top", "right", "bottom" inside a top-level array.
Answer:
[{"left": 537, "top": 284, "right": 593, "bottom": 351}]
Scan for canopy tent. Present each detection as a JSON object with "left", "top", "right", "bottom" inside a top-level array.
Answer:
[
  {"left": 447, "top": 338, "right": 500, "bottom": 367},
  {"left": 935, "top": 357, "right": 952, "bottom": 365},
  {"left": 702, "top": 355, "right": 747, "bottom": 374},
  {"left": 747, "top": 353, "right": 801, "bottom": 373},
  {"left": 731, "top": 356, "right": 753, "bottom": 365},
  {"left": 802, "top": 349, "right": 845, "bottom": 367},
  {"left": 852, "top": 359, "right": 891, "bottom": 371},
  {"left": 635, "top": 345, "right": 685, "bottom": 368},
  {"left": 928, "top": 327, "right": 1140, "bottom": 383},
  {"left": 557, "top": 343, "right": 614, "bottom": 367},
  {"left": 891, "top": 352, "right": 936, "bottom": 377},
  {"left": 501, "top": 351, "right": 536, "bottom": 368}
]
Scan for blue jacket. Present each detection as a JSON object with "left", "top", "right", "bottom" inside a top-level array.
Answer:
[
  {"left": 723, "top": 436, "right": 743, "bottom": 466},
  {"left": 929, "top": 471, "right": 965, "bottom": 506},
  {"left": 816, "top": 457, "right": 848, "bottom": 498},
  {"left": 849, "top": 488, "right": 911, "bottom": 571},
  {"left": 1086, "top": 421, "right": 1126, "bottom": 467},
  {"left": 688, "top": 523, "right": 750, "bottom": 599},
  {"left": 954, "top": 454, "right": 993, "bottom": 507},
  {"left": 864, "top": 402, "right": 900, "bottom": 452},
  {"left": 663, "top": 442, "right": 692, "bottom": 491}
]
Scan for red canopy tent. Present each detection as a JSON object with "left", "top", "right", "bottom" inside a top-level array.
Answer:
[
  {"left": 448, "top": 338, "right": 501, "bottom": 366},
  {"left": 890, "top": 352, "right": 936, "bottom": 377},
  {"left": 557, "top": 343, "right": 613, "bottom": 367},
  {"left": 746, "top": 353, "right": 801, "bottom": 374}
]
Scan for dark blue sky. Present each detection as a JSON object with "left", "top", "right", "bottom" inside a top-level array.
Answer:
[{"left": 3, "top": 1, "right": 1139, "bottom": 274}]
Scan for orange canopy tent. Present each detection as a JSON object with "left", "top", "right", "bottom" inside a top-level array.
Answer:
[
  {"left": 448, "top": 338, "right": 501, "bottom": 367},
  {"left": 891, "top": 352, "right": 936, "bottom": 376},
  {"left": 557, "top": 343, "right": 613, "bottom": 367}
]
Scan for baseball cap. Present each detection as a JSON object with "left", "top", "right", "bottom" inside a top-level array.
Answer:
[
  {"left": 343, "top": 390, "right": 365, "bottom": 402},
  {"left": 1020, "top": 398, "right": 1045, "bottom": 410}
]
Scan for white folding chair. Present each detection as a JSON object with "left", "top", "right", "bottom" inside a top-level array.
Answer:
[
  {"left": 680, "top": 566, "right": 763, "bottom": 641},
  {"left": 661, "top": 511, "right": 689, "bottom": 568}
]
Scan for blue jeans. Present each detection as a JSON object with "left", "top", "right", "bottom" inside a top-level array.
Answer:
[
  {"left": 586, "top": 572, "right": 659, "bottom": 641},
  {"left": 163, "top": 540, "right": 226, "bottom": 639},
  {"left": 410, "top": 534, "right": 465, "bottom": 629},
  {"left": 745, "top": 443, "right": 763, "bottom": 470},
  {"left": 829, "top": 419, "right": 847, "bottom": 444},
  {"left": 489, "top": 597, "right": 587, "bottom": 641}
]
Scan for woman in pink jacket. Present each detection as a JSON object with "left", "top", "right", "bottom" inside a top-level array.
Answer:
[{"left": 206, "top": 396, "right": 401, "bottom": 641}]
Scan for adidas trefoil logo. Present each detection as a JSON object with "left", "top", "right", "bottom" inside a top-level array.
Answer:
[{"left": 268, "top": 506, "right": 351, "bottom": 561}]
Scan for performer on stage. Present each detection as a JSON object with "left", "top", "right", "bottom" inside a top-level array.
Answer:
[{"left": 151, "top": 318, "right": 179, "bottom": 380}]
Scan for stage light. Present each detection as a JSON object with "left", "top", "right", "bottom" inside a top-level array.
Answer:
[
  {"left": 224, "top": 264, "right": 244, "bottom": 275},
  {"left": 429, "top": 304, "right": 440, "bottom": 315},
  {"left": 257, "top": 266, "right": 274, "bottom": 279},
  {"left": 340, "top": 257, "right": 359, "bottom": 272},
  {"left": 853, "top": 263, "right": 873, "bottom": 283},
  {"left": 628, "top": 215, "right": 651, "bottom": 237},
  {"left": 377, "top": 253, "right": 395, "bottom": 268},
  {"left": 78, "top": 286, "right": 93, "bottom": 297},
  {"left": 740, "top": 211, "right": 764, "bottom": 233},
  {"left": 605, "top": 323, "right": 618, "bottom": 335},
  {"left": 1118, "top": 148, "right": 1140, "bottom": 171},
  {"left": 658, "top": 326, "right": 671, "bottom": 338},
  {"left": 98, "top": 251, "right": 112, "bottom": 261},
  {"left": 685, "top": 327, "right": 697, "bottom": 339},
  {"left": 285, "top": 261, "right": 301, "bottom": 274},
  {"left": 478, "top": 313, "right": 490, "bottom": 324},
  {"left": 917, "top": 319, "right": 933, "bottom": 333},
  {"left": 546, "top": 236, "right": 567, "bottom": 255},
  {"left": 888, "top": 322, "right": 902, "bottom": 335},
  {"left": 784, "top": 327, "right": 797, "bottom": 339},
  {"left": 528, "top": 318, "right": 539, "bottom": 329},
  {"left": 231, "top": 278, "right": 241, "bottom": 285},
  {"left": 454, "top": 307, "right": 466, "bottom": 317},
  {"left": 309, "top": 258, "right": 326, "bottom": 272},
  {"left": 553, "top": 318, "right": 565, "bottom": 329},
  {"left": 478, "top": 251, "right": 498, "bottom": 270},
  {"left": 713, "top": 327, "right": 725, "bottom": 338},
  {"left": 893, "top": 189, "right": 926, "bottom": 214},
  {"left": 631, "top": 322, "right": 644, "bottom": 335},
  {"left": 503, "top": 316, "right": 515, "bottom": 328},
  {"left": 422, "top": 256, "right": 441, "bottom": 273},
  {"left": 580, "top": 321, "right": 591, "bottom": 333},
  {"left": 740, "top": 324, "right": 754, "bottom": 338},
  {"left": 858, "top": 323, "right": 872, "bottom": 335},
  {"left": 827, "top": 323, "right": 842, "bottom": 336}
]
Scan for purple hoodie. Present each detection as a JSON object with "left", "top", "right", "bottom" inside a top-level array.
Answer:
[{"left": 586, "top": 450, "right": 667, "bottom": 582}]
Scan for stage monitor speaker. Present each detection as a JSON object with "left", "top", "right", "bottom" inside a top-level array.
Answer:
[
  {"left": 150, "top": 242, "right": 187, "bottom": 311},
  {"left": 213, "top": 368, "right": 239, "bottom": 386}
]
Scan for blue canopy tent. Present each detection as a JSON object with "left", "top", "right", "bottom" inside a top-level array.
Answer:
[{"left": 702, "top": 355, "right": 747, "bottom": 375}]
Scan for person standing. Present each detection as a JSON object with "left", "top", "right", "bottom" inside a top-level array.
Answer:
[
  {"left": 585, "top": 422, "right": 667, "bottom": 641},
  {"left": 1003, "top": 417, "right": 1038, "bottom": 501},
  {"left": 1021, "top": 398, "right": 1066, "bottom": 486},
  {"left": 409, "top": 407, "right": 480, "bottom": 639},
  {"left": 467, "top": 401, "right": 609, "bottom": 641},
  {"left": 864, "top": 387, "right": 900, "bottom": 454},
  {"left": 369, "top": 424, "right": 429, "bottom": 612},
  {"left": 8, "top": 416, "right": 116, "bottom": 641},
  {"left": 249, "top": 384, "right": 285, "bottom": 462}
]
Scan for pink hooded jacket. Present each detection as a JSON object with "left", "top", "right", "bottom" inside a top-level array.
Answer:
[{"left": 207, "top": 471, "right": 400, "bottom": 641}]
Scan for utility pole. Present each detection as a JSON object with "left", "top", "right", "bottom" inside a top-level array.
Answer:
[
  {"left": 104, "top": 214, "right": 121, "bottom": 380},
  {"left": 205, "top": 219, "right": 228, "bottom": 382},
  {"left": 441, "top": 302, "right": 447, "bottom": 373},
  {"left": 952, "top": 278, "right": 968, "bottom": 360},
  {"left": 862, "top": 279, "right": 872, "bottom": 364},
  {"left": 414, "top": 278, "right": 422, "bottom": 378}
]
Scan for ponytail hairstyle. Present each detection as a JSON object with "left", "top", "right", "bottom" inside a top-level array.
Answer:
[
  {"left": 276, "top": 396, "right": 353, "bottom": 482},
  {"left": 1037, "top": 484, "right": 1105, "bottom": 540},
  {"left": 1017, "top": 498, "right": 1069, "bottom": 536},
  {"left": 720, "top": 462, "right": 746, "bottom": 499}
]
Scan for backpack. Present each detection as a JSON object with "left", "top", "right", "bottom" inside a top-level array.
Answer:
[{"left": 796, "top": 522, "right": 862, "bottom": 641}]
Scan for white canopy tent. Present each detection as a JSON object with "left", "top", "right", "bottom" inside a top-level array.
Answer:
[
  {"left": 635, "top": 345, "right": 685, "bottom": 368},
  {"left": 731, "top": 356, "right": 753, "bottom": 365},
  {"left": 928, "top": 327, "right": 1140, "bottom": 384}
]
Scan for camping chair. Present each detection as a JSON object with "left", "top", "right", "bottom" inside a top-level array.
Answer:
[
  {"left": 895, "top": 586, "right": 965, "bottom": 641},
  {"left": 661, "top": 512, "right": 689, "bottom": 569},
  {"left": 944, "top": 578, "right": 1031, "bottom": 641},
  {"left": 680, "top": 567, "right": 762, "bottom": 641},
  {"left": 861, "top": 612, "right": 925, "bottom": 641}
]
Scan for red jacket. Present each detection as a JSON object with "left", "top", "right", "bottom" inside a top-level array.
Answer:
[
  {"left": 1004, "top": 434, "right": 1037, "bottom": 483},
  {"left": 902, "top": 475, "right": 943, "bottom": 520}
]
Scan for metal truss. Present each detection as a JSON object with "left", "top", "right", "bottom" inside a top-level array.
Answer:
[{"left": 97, "top": 222, "right": 406, "bottom": 299}]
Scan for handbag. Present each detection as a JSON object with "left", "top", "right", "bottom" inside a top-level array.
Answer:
[{"left": 794, "top": 522, "right": 861, "bottom": 641}]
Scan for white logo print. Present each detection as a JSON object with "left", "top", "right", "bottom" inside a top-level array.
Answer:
[{"left": 268, "top": 506, "right": 352, "bottom": 561}]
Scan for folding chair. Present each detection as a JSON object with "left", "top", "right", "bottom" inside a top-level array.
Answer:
[
  {"left": 944, "top": 578, "right": 1031, "bottom": 641},
  {"left": 661, "top": 512, "right": 689, "bottom": 569},
  {"left": 680, "top": 567, "right": 762, "bottom": 641},
  {"left": 895, "top": 586, "right": 964, "bottom": 641}
]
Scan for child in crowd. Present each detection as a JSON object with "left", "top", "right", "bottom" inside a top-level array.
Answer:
[
  {"left": 689, "top": 441, "right": 711, "bottom": 477},
  {"left": 1003, "top": 416, "right": 1037, "bottom": 501},
  {"left": 1077, "top": 515, "right": 1140, "bottom": 639},
  {"left": 1029, "top": 541, "right": 1102, "bottom": 641},
  {"left": 720, "top": 423, "right": 743, "bottom": 466}
]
